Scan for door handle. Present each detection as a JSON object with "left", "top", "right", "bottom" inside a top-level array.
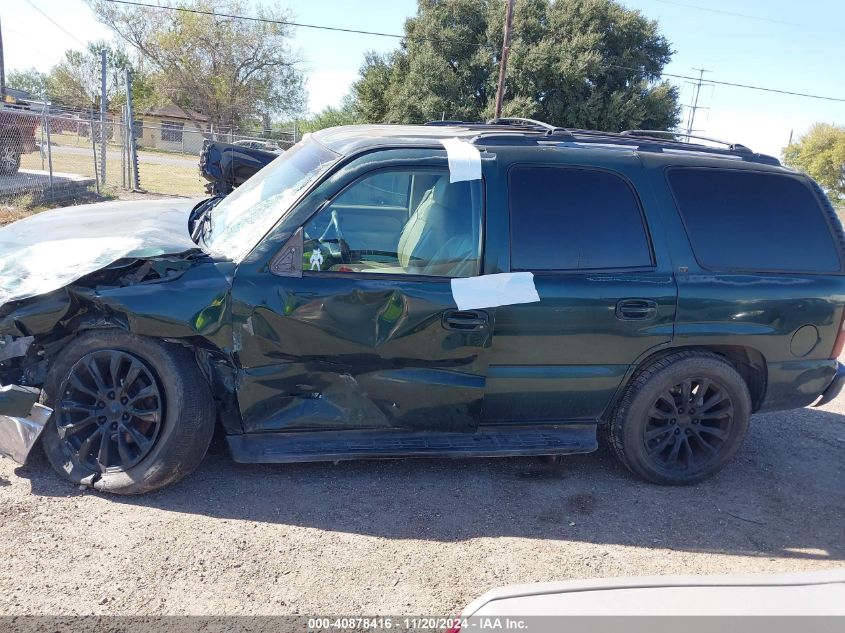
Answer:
[
  {"left": 443, "top": 310, "right": 489, "bottom": 331},
  {"left": 616, "top": 299, "right": 659, "bottom": 321}
]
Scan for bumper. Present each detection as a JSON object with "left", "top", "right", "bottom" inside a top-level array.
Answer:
[
  {"left": 0, "top": 385, "right": 52, "bottom": 464},
  {"left": 814, "top": 362, "right": 845, "bottom": 407}
]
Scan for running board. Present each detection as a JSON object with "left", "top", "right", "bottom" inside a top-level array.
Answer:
[{"left": 227, "top": 425, "right": 597, "bottom": 464}]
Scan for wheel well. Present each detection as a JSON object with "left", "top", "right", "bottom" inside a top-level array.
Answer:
[{"left": 610, "top": 345, "right": 767, "bottom": 417}]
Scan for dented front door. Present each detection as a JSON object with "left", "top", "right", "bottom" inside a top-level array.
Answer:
[
  {"left": 229, "top": 154, "right": 492, "bottom": 434},
  {"left": 231, "top": 276, "right": 492, "bottom": 433}
]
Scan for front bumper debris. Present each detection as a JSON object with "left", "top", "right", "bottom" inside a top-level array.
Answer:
[
  {"left": 814, "top": 362, "right": 845, "bottom": 407},
  {"left": 0, "top": 385, "right": 52, "bottom": 464}
]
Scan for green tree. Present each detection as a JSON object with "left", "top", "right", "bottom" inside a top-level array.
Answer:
[
  {"left": 5, "top": 68, "right": 49, "bottom": 98},
  {"left": 87, "top": 0, "right": 306, "bottom": 131},
  {"left": 45, "top": 41, "right": 133, "bottom": 109},
  {"left": 353, "top": 0, "right": 679, "bottom": 131},
  {"left": 300, "top": 95, "right": 361, "bottom": 133},
  {"left": 783, "top": 124, "right": 845, "bottom": 205}
]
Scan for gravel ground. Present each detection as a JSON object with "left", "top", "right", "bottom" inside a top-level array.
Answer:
[{"left": 1, "top": 399, "right": 843, "bottom": 616}]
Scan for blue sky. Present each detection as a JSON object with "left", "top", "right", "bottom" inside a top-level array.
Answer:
[{"left": 3, "top": 0, "right": 843, "bottom": 156}]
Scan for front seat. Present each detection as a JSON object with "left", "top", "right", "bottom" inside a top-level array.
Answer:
[{"left": 397, "top": 177, "right": 473, "bottom": 274}]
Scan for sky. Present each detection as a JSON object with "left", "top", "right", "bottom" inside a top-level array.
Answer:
[{"left": 2, "top": 0, "right": 844, "bottom": 157}]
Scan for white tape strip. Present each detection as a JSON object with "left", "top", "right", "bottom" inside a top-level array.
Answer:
[
  {"left": 440, "top": 137, "right": 482, "bottom": 183},
  {"left": 450, "top": 272, "right": 541, "bottom": 311}
]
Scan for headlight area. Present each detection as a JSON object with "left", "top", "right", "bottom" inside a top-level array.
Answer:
[{"left": 0, "top": 335, "right": 53, "bottom": 464}]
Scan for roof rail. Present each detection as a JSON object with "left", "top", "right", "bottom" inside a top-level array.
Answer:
[
  {"left": 484, "top": 118, "right": 576, "bottom": 141},
  {"left": 621, "top": 130, "right": 754, "bottom": 154},
  {"left": 424, "top": 120, "right": 472, "bottom": 126},
  {"left": 420, "top": 118, "right": 778, "bottom": 165}
]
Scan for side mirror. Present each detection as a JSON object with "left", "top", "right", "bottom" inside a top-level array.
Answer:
[{"left": 269, "top": 227, "right": 304, "bottom": 278}]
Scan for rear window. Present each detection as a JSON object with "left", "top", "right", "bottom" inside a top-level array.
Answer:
[
  {"left": 509, "top": 167, "right": 653, "bottom": 271},
  {"left": 667, "top": 168, "right": 841, "bottom": 273}
]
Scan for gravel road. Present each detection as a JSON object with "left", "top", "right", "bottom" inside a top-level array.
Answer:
[{"left": 1, "top": 398, "right": 843, "bottom": 616}]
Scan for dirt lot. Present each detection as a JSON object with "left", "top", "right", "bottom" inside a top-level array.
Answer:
[{"left": 1, "top": 397, "right": 843, "bottom": 616}]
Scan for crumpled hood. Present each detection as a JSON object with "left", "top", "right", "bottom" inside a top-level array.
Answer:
[{"left": 0, "top": 197, "right": 204, "bottom": 307}]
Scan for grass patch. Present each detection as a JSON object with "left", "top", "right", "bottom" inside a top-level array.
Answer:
[{"left": 20, "top": 150, "right": 206, "bottom": 196}]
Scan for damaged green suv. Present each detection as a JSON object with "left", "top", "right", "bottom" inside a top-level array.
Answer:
[{"left": 2, "top": 119, "right": 844, "bottom": 494}]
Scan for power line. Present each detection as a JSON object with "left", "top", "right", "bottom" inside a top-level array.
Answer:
[
  {"left": 107, "top": 0, "right": 407, "bottom": 40},
  {"left": 105, "top": 0, "right": 845, "bottom": 104},
  {"left": 653, "top": 0, "right": 843, "bottom": 34},
  {"left": 23, "top": 0, "right": 89, "bottom": 48}
]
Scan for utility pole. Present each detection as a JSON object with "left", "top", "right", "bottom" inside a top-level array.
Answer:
[
  {"left": 493, "top": 0, "right": 515, "bottom": 119},
  {"left": 100, "top": 48, "right": 107, "bottom": 185},
  {"left": 684, "top": 68, "right": 711, "bottom": 141}
]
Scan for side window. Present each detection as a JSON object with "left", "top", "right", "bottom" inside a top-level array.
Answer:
[
  {"left": 302, "top": 168, "right": 483, "bottom": 278},
  {"left": 667, "top": 168, "right": 842, "bottom": 273},
  {"left": 509, "top": 166, "right": 653, "bottom": 271}
]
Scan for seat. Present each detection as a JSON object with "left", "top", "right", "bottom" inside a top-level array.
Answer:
[{"left": 397, "top": 177, "right": 476, "bottom": 275}]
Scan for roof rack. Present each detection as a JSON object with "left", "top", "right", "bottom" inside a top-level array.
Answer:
[
  {"left": 424, "top": 118, "right": 779, "bottom": 166},
  {"left": 485, "top": 117, "right": 576, "bottom": 140},
  {"left": 621, "top": 130, "right": 753, "bottom": 154}
]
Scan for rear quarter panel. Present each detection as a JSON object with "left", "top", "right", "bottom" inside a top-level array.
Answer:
[{"left": 641, "top": 154, "right": 845, "bottom": 410}]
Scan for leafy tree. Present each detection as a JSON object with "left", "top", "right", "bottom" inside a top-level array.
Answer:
[
  {"left": 783, "top": 124, "right": 845, "bottom": 206},
  {"left": 353, "top": 0, "right": 680, "bottom": 131},
  {"left": 45, "top": 41, "right": 132, "bottom": 110},
  {"left": 87, "top": 0, "right": 306, "bottom": 131},
  {"left": 5, "top": 68, "right": 49, "bottom": 98},
  {"left": 300, "top": 95, "right": 361, "bottom": 133}
]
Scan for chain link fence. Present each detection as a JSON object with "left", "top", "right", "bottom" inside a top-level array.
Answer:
[{"left": 1, "top": 99, "right": 296, "bottom": 214}]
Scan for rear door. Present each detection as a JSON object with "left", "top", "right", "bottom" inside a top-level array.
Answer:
[{"left": 483, "top": 153, "right": 677, "bottom": 423}]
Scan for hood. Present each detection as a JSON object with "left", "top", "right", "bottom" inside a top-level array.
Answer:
[{"left": 0, "top": 197, "right": 204, "bottom": 307}]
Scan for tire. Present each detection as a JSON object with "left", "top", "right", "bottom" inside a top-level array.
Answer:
[
  {"left": 41, "top": 329, "right": 215, "bottom": 494},
  {"left": 607, "top": 350, "right": 751, "bottom": 485},
  {"left": 0, "top": 137, "right": 22, "bottom": 175}
]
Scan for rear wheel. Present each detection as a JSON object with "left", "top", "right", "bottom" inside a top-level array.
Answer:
[
  {"left": 607, "top": 351, "right": 750, "bottom": 485},
  {"left": 41, "top": 330, "right": 215, "bottom": 494},
  {"left": 0, "top": 137, "right": 21, "bottom": 175}
]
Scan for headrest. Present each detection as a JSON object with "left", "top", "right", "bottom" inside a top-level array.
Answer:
[{"left": 430, "top": 176, "right": 468, "bottom": 210}]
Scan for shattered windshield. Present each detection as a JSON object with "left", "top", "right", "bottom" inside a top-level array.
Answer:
[{"left": 204, "top": 136, "right": 339, "bottom": 261}]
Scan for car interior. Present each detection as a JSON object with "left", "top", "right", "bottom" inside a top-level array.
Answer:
[{"left": 303, "top": 170, "right": 482, "bottom": 278}]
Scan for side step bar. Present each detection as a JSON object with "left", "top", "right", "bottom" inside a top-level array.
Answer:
[{"left": 227, "top": 424, "right": 597, "bottom": 464}]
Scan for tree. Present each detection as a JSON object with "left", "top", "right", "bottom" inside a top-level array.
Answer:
[
  {"left": 352, "top": 0, "right": 680, "bottom": 131},
  {"left": 45, "top": 41, "right": 133, "bottom": 109},
  {"left": 783, "top": 124, "right": 845, "bottom": 206},
  {"left": 299, "top": 95, "right": 361, "bottom": 133},
  {"left": 87, "top": 0, "right": 306, "bottom": 131},
  {"left": 5, "top": 68, "right": 48, "bottom": 98}
]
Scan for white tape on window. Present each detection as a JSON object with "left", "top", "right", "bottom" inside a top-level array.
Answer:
[
  {"left": 440, "top": 137, "right": 482, "bottom": 183},
  {"left": 450, "top": 272, "right": 540, "bottom": 311}
]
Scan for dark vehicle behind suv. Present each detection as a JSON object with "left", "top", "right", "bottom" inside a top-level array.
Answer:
[{"left": 1, "top": 119, "right": 843, "bottom": 493}]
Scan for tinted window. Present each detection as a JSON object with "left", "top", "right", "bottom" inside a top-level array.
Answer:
[
  {"left": 509, "top": 167, "right": 652, "bottom": 270},
  {"left": 668, "top": 169, "right": 841, "bottom": 273}
]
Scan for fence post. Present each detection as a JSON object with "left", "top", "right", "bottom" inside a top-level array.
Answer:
[
  {"left": 90, "top": 105, "right": 100, "bottom": 196},
  {"left": 44, "top": 106, "right": 53, "bottom": 199},
  {"left": 124, "top": 68, "right": 140, "bottom": 190},
  {"left": 121, "top": 104, "right": 126, "bottom": 189},
  {"left": 100, "top": 48, "right": 107, "bottom": 186}
]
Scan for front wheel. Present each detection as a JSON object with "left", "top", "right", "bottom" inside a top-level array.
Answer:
[
  {"left": 41, "top": 330, "right": 215, "bottom": 494},
  {"left": 607, "top": 351, "right": 751, "bottom": 485}
]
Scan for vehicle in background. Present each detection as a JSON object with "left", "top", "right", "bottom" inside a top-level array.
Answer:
[
  {"left": 0, "top": 95, "right": 40, "bottom": 175},
  {"left": 233, "top": 138, "right": 285, "bottom": 154},
  {"left": 1, "top": 119, "right": 844, "bottom": 494},
  {"left": 198, "top": 139, "right": 278, "bottom": 195},
  {"left": 455, "top": 570, "right": 845, "bottom": 620}
]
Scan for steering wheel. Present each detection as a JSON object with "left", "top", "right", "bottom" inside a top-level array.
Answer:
[{"left": 318, "top": 209, "right": 352, "bottom": 264}]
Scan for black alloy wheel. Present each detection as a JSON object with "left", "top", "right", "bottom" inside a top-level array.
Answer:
[
  {"left": 643, "top": 377, "right": 735, "bottom": 473},
  {"left": 57, "top": 350, "right": 164, "bottom": 473}
]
